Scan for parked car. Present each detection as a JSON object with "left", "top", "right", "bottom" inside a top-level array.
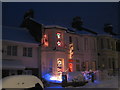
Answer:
[{"left": 2, "top": 75, "right": 44, "bottom": 90}]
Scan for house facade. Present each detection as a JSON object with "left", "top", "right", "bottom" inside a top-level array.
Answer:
[
  {"left": 97, "top": 35, "right": 118, "bottom": 74},
  {"left": 41, "top": 26, "right": 98, "bottom": 76},
  {"left": 2, "top": 27, "right": 40, "bottom": 78},
  {"left": 2, "top": 25, "right": 119, "bottom": 78}
]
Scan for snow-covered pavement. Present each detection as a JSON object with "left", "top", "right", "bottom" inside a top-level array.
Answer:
[
  {"left": 68, "top": 76, "right": 119, "bottom": 88},
  {"left": 47, "top": 76, "right": 119, "bottom": 88}
]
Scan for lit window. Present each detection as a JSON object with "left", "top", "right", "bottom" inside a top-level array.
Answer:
[
  {"left": 56, "top": 32, "right": 61, "bottom": 39},
  {"left": 57, "top": 40, "right": 61, "bottom": 46}
]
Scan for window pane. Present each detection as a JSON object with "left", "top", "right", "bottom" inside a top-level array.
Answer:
[
  {"left": 7, "top": 46, "right": 11, "bottom": 55},
  {"left": 69, "top": 36, "right": 72, "bottom": 44},
  {"left": 101, "top": 38, "right": 104, "bottom": 49},
  {"left": 23, "top": 48, "right": 27, "bottom": 56},
  {"left": 84, "top": 38, "right": 88, "bottom": 51},
  {"left": 76, "top": 64, "right": 80, "bottom": 71},
  {"left": 76, "top": 60, "right": 80, "bottom": 63},
  {"left": 12, "top": 46, "right": 17, "bottom": 56},
  {"left": 28, "top": 48, "right": 32, "bottom": 57}
]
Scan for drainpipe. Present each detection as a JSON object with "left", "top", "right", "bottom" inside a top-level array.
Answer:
[
  {"left": 38, "top": 25, "right": 44, "bottom": 79},
  {"left": 38, "top": 44, "right": 42, "bottom": 79}
]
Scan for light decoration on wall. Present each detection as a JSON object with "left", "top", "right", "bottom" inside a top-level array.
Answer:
[
  {"left": 57, "top": 58, "right": 63, "bottom": 74},
  {"left": 69, "top": 63, "right": 73, "bottom": 72},
  {"left": 56, "top": 32, "right": 61, "bottom": 39},
  {"left": 68, "top": 43, "right": 74, "bottom": 72},
  {"left": 56, "top": 32, "right": 62, "bottom": 47},
  {"left": 69, "top": 43, "right": 74, "bottom": 59},
  {"left": 57, "top": 40, "right": 62, "bottom": 46},
  {"left": 42, "top": 34, "right": 49, "bottom": 47}
]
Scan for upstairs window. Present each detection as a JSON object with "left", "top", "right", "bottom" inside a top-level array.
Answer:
[
  {"left": 69, "top": 36, "right": 72, "bottom": 44},
  {"left": 7, "top": 46, "right": 17, "bottom": 56},
  {"left": 23, "top": 47, "right": 32, "bottom": 57}
]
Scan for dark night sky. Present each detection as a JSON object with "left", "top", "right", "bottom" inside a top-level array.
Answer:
[{"left": 2, "top": 2, "right": 120, "bottom": 35}]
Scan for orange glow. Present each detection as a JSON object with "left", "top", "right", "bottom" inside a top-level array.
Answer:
[
  {"left": 43, "top": 34, "right": 49, "bottom": 47},
  {"left": 69, "top": 63, "right": 73, "bottom": 72},
  {"left": 68, "top": 59, "right": 73, "bottom": 62},
  {"left": 69, "top": 43, "right": 74, "bottom": 59}
]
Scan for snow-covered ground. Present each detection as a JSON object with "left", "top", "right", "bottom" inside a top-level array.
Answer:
[
  {"left": 68, "top": 76, "right": 119, "bottom": 88},
  {"left": 47, "top": 76, "right": 119, "bottom": 88}
]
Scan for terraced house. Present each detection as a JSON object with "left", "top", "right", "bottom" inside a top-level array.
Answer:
[{"left": 2, "top": 25, "right": 119, "bottom": 78}]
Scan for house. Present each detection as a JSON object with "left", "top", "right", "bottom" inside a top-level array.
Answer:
[
  {"left": 41, "top": 25, "right": 98, "bottom": 76},
  {"left": 2, "top": 25, "right": 119, "bottom": 79},
  {"left": 97, "top": 35, "right": 118, "bottom": 75},
  {"left": 2, "top": 26, "right": 40, "bottom": 78}
]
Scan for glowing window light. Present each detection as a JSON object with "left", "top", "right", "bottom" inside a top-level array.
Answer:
[
  {"left": 57, "top": 40, "right": 61, "bottom": 46},
  {"left": 56, "top": 32, "right": 61, "bottom": 39}
]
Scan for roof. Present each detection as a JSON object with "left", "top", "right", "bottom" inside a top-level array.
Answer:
[
  {"left": 2, "top": 26, "right": 39, "bottom": 44},
  {"left": 44, "top": 25, "right": 67, "bottom": 30}
]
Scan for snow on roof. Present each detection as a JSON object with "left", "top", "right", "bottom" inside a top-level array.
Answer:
[
  {"left": 2, "top": 26, "right": 39, "bottom": 44},
  {"left": 45, "top": 25, "right": 67, "bottom": 30}
]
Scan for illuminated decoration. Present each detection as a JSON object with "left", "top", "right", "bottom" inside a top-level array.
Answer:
[
  {"left": 68, "top": 43, "right": 74, "bottom": 72},
  {"left": 56, "top": 32, "right": 61, "bottom": 39},
  {"left": 57, "top": 58, "right": 64, "bottom": 74},
  {"left": 69, "top": 63, "right": 73, "bottom": 72},
  {"left": 68, "top": 59, "right": 74, "bottom": 62},
  {"left": 57, "top": 40, "right": 62, "bottom": 46},
  {"left": 42, "top": 34, "right": 49, "bottom": 47},
  {"left": 69, "top": 43, "right": 74, "bottom": 59}
]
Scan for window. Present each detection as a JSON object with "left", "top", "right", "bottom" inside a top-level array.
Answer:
[
  {"left": 76, "top": 37, "right": 79, "bottom": 50},
  {"left": 109, "top": 58, "right": 112, "bottom": 69},
  {"left": 7, "top": 46, "right": 17, "bottom": 56},
  {"left": 111, "top": 41, "right": 114, "bottom": 50},
  {"left": 84, "top": 38, "right": 88, "bottom": 51},
  {"left": 101, "top": 38, "right": 104, "bottom": 49},
  {"left": 7, "top": 46, "right": 11, "bottom": 55},
  {"left": 93, "top": 39, "right": 96, "bottom": 51},
  {"left": 12, "top": 46, "right": 17, "bottom": 56},
  {"left": 76, "top": 60, "right": 80, "bottom": 63},
  {"left": 107, "top": 39, "right": 110, "bottom": 49},
  {"left": 69, "top": 36, "right": 72, "bottom": 44},
  {"left": 23, "top": 47, "right": 32, "bottom": 57},
  {"left": 92, "top": 61, "right": 96, "bottom": 71},
  {"left": 76, "top": 64, "right": 80, "bottom": 71}
]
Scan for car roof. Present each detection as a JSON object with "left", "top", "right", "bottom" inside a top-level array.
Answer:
[{"left": 2, "top": 75, "right": 44, "bottom": 88}]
